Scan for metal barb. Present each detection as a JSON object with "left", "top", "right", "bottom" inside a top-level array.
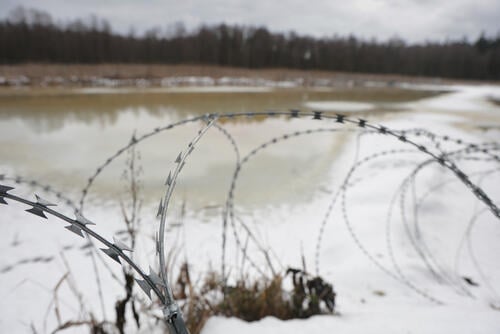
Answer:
[
  {"left": 26, "top": 207, "right": 47, "bottom": 219},
  {"left": 65, "top": 225, "right": 84, "bottom": 238},
  {"left": 165, "top": 172, "right": 173, "bottom": 186},
  {"left": 113, "top": 237, "right": 133, "bottom": 252},
  {"left": 148, "top": 266, "right": 165, "bottom": 286},
  {"left": 75, "top": 211, "right": 96, "bottom": 226},
  {"left": 175, "top": 152, "right": 182, "bottom": 163},
  {"left": 35, "top": 194, "right": 56, "bottom": 207},
  {"left": 156, "top": 199, "right": 164, "bottom": 218},
  {"left": 100, "top": 247, "right": 121, "bottom": 264},
  {"left": 0, "top": 184, "right": 14, "bottom": 194},
  {"left": 135, "top": 278, "right": 152, "bottom": 299},
  {"left": 0, "top": 197, "right": 7, "bottom": 205},
  {"left": 130, "top": 134, "right": 137, "bottom": 144},
  {"left": 418, "top": 145, "right": 427, "bottom": 152}
]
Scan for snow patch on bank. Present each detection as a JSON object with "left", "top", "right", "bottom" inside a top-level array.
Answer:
[
  {"left": 77, "top": 85, "right": 274, "bottom": 94},
  {"left": 405, "top": 84, "right": 500, "bottom": 113},
  {"left": 0, "top": 82, "right": 499, "bottom": 334},
  {"left": 304, "top": 101, "right": 374, "bottom": 112}
]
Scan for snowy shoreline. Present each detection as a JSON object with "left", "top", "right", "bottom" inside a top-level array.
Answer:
[{"left": 0, "top": 83, "right": 499, "bottom": 333}]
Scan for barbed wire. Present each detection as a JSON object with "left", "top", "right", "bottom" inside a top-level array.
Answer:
[{"left": 1, "top": 110, "right": 499, "bottom": 333}]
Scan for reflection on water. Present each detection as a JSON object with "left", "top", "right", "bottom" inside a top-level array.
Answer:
[
  {"left": 0, "top": 87, "right": 437, "bottom": 211},
  {"left": 0, "top": 87, "right": 438, "bottom": 132}
]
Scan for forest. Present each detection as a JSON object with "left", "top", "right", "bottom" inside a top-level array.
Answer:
[{"left": 1, "top": 7, "right": 499, "bottom": 80}]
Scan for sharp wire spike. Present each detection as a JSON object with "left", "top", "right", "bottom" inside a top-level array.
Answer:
[
  {"left": 26, "top": 207, "right": 47, "bottom": 219},
  {"left": 113, "top": 237, "right": 133, "bottom": 252},
  {"left": 175, "top": 152, "right": 182, "bottom": 163},
  {"left": 35, "top": 194, "right": 56, "bottom": 207},
  {"left": 130, "top": 134, "right": 137, "bottom": 144},
  {"left": 135, "top": 278, "right": 152, "bottom": 299},
  {"left": 100, "top": 248, "right": 121, "bottom": 264},
  {"left": 148, "top": 266, "right": 164, "bottom": 286},
  {"left": 65, "top": 225, "right": 84, "bottom": 238},
  {"left": 0, "top": 185, "right": 14, "bottom": 194},
  {"left": 75, "top": 211, "right": 96, "bottom": 225},
  {"left": 156, "top": 199, "right": 164, "bottom": 218},
  {"left": 165, "top": 172, "right": 172, "bottom": 186},
  {"left": 0, "top": 197, "right": 7, "bottom": 205},
  {"left": 155, "top": 233, "right": 160, "bottom": 254}
]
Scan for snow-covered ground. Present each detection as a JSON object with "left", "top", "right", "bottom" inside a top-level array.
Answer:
[
  {"left": 0, "top": 83, "right": 499, "bottom": 333},
  {"left": 202, "top": 85, "right": 500, "bottom": 333}
]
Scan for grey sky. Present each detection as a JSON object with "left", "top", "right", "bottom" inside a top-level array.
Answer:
[{"left": 1, "top": 0, "right": 499, "bottom": 42}]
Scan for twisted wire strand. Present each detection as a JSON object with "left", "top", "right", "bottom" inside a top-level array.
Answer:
[
  {"left": 0, "top": 189, "right": 167, "bottom": 303},
  {"left": 222, "top": 126, "right": 359, "bottom": 279},
  {"left": 1, "top": 110, "right": 498, "bottom": 326},
  {"left": 340, "top": 152, "right": 444, "bottom": 304},
  {"left": 157, "top": 115, "right": 219, "bottom": 309},
  {"left": 0, "top": 174, "right": 77, "bottom": 210}
]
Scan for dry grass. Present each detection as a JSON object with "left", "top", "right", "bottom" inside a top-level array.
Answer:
[
  {"left": 0, "top": 63, "right": 461, "bottom": 86},
  {"left": 174, "top": 264, "right": 336, "bottom": 334}
]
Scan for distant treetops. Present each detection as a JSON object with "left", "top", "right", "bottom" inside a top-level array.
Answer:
[{"left": 1, "top": 7, "right": 499, "bottom": 80}]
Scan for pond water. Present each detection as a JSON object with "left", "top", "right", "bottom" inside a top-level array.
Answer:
[
  {"left": 1, "top": 83, "right": 500, "bottom": 334},
  {"left": 0, "top": 85, "right": 495, "bottom": 214}
]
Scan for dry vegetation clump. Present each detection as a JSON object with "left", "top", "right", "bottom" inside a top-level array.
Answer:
[
  {"left": 174, "top": 264, "right": 336, "bottom": 334},
  {"left": 25, "top": 144, "right": 337, "bottom": 334}
]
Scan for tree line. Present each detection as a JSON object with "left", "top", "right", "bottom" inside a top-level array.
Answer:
[{"left": 1, "top": 7, "right": 499, "bottom": 80}]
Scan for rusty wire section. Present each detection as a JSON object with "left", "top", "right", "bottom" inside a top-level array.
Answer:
[{"left": 1, "top": 110, "right": 499, "bottom": 332}]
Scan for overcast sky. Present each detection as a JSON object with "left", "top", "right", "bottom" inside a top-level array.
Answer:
[{"left": 1, "top": 0, "right": 499, "bottom": 43}]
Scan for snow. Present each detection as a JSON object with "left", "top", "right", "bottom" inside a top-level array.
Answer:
[
  {"left": 203, "top": 300, "right": 499, "bottom": 334},
  {"left": 0, "top": 83, "right": 500, "bottom": 333},
  {"left": 404, "top": 84, "right": 500, "bottom": 113},
  {"left": 77, "top": 85, "right": 274, "bottom": 94},
  {"left": 304, "top": 101, "right": 374, "bottom": 112},
  {"left": 196, "top": 84, "right": 500, "bottom": 333}
]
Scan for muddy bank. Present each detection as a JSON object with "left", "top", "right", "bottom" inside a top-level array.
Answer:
[{"left": 0, "top": 63, "right": 456, "bottom": 88}]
